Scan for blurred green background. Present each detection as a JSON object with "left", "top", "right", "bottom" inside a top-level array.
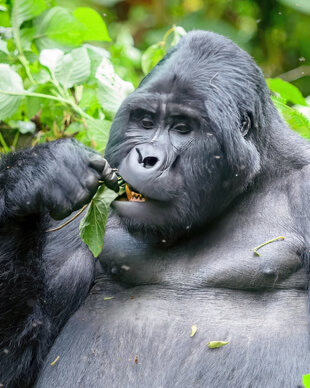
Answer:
[{"left": 58, "top": 0, "right": 310, "bottom": 94}]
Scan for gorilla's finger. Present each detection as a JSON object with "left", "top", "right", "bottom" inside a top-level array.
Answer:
[
  {"left": 100, "top": 165, "right": 119, "bottom": 192},
  {"left": 84, "top": 173, "right": 100, "bottom": 196},
  {"left": 89, "top": 156, "right": 119, "bottom": 192},
  {"left": 47, "top": 185, "right": 73, "bottom": 220},
  {"left": 72, "top": 188, "right": 94, "bottom": 211},
  {"left": 88, "top": 155, "right": 109, "bottom": 173}
]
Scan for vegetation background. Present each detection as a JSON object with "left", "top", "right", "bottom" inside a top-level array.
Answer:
[{"left": 0, "top": 0, "right": 310, "bottom": 152}]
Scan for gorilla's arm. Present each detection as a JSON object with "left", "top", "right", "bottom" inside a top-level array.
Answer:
[{"left": 0, "top": 139, "right": 118, "bottom": 388}]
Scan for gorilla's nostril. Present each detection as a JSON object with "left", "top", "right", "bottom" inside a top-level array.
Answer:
[
  {"left": 143, "top": 156, "right": 158, "bottom": 169},
  {"left": 136, "top": 148, "right": 143, "bottom": 164}
]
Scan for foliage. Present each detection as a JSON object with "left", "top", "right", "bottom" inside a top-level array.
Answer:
[
  {"left": 267, "top": 78, "right": 310, "bottom": 138},
  {"left": 141, "top": 25, "right": 186, "bottom": 75},
  {"left": 0, "top": 0, "right": 133, "bottom": 153}
]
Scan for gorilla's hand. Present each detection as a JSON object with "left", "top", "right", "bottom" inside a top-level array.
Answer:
[{"left": 1, "top": 139, "right": 119, "bottom": 221}]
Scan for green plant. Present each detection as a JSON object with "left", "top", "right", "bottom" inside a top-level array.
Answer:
[
  {"left": 266, "top": 77, "right": 310, "bottom": 138},
  {"left": 0, "top": 0, "right": 134, "bottom": 153}
]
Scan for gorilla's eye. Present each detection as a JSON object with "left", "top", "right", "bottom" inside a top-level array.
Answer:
[
  {"left": 174, "top": 123, "right": 191, "bottom": 134},
  {"left": 141, "top": 118, "right": 154, "bottom": 129},
  {"left": 241, "top": 115, "right": 251, "bottom": 137}
]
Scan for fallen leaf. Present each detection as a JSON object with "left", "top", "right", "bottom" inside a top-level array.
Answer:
[
  {"left": 190, "top": 325, "right": 197, "bottom": 337},
  {"left": 207, "top": 341, "right": 229, "bottom": 349},
  {"left": 50, "top": 355, "right": 60, "bottom": 366}
]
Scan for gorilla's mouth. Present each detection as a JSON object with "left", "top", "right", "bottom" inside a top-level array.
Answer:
[{"left": 117, "top": 184, "right": 147, "bottom": 202}]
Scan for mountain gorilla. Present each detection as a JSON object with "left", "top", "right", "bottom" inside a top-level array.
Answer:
[{"left": 1, "top": 30, "right": 310, "bottom": 388}]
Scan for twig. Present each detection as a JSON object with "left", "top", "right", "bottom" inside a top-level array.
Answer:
[
  {"left": 0, "top": 89, "right": 93, "bottom": 121},
  {"left": 47, "top": 204, "right": 88, "bottom": 233},
  {"left": 279, "top": 65, "right": 310, "bottom": 82},
  {"left": 253, "top": 236, "right": 285, "bottom": 256},
  {"left": 50, "top": 356, "right": 60, "bottom": 366},
  {"left": 0, "top": 132, "right": 10, "bottom": 153}
]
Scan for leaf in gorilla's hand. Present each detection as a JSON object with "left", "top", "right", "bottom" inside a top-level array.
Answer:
[
  {"left": 207, "top": 341, "right": 229, "bottom": 349},
  {"left": 79, "top": 185, "right": 119, "bottom": 258}
]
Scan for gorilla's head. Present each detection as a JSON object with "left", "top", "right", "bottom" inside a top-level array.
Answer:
[{"left": 105, "top": 31, "right": 274, "bottom": 239}]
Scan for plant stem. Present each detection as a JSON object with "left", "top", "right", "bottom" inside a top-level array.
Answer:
[
  {"left": 17, "top": 55, "right": 36, "bottom": 85},
  {"left": 253, "top": 236, "right": 285, "bottom": 256},
  {"left": 163, "top": 26, "right": 175, "bottom": 43},
  {"left": 11, "top": 4, "right": 36, "bottom": 85},
  {"left": 12, "top": 130, "right": 19, "bottom": 150},
  {"left": 0, "top": 132, "right": 10, "bottom": 153},
  {"left": 47, "top": 204, "right": 88, "bottom": 233},
  {"left": 0, "top": 89, "right": 93, "bottom": 121}
]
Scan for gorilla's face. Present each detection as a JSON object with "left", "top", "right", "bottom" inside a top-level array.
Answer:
[
  {"left": 105, "top": 31, "right": 269, "bottom": 239},
  {"left": 113, "top": 93, "right": 204, "bottom": 236}
]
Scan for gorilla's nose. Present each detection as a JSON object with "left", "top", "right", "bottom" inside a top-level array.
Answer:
[
  {"left": 136, "top": 148, "right": 159, "bottom": 169},
  {"left": 118, "top": 143, "right": 172, "bottom": 200},
  {"left": 135, "top": 146, "right": 163, "bottom": 169}
]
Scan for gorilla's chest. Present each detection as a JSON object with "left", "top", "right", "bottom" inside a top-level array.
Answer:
[
  {"left": 37, "top": 189, "right": 310, "bottom": 388},
  {"left": 99, "top": 194, "right": 307, "bottom": 291}
]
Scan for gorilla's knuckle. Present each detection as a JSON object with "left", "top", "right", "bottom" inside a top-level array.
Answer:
[{"left": 84, "top": 174, "right": 99, "bottom": 192}]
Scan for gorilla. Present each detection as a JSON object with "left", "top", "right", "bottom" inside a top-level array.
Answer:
[{"left": 1, "top": 30, "right": 310, "bottom": 388}]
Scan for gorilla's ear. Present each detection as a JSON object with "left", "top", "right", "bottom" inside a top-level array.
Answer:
[{"left": 240, "top": 113, "right": 252, "bottom": 137}]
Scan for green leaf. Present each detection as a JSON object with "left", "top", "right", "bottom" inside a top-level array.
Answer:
[
  {"left": 26, "top": 94, "right": 45, "bottom": 118},
  {"left": 141, "top": 42, "right": 166, "bottom": 75},
  {"left": 86, "top": 118, "right": 111, "bottom": 153},
  {"left": 0, "top": 8, "right": 10, "bottom": 28},
  {"left": 39, "top": 48, "right": 64, "bottom": 72},
  {"left": 20, "top": 27, "right": 35, "bottom": 50},
  {"left": 32, "top": 68, "right": 51, "bottom": 84},
  {"left": 0, "top": 64, "right": 24, "bottom": 120},
  {"left": 272, "top": 96, "right": 310, "bottom": 138},
  {"left": 73, "top": 7, "right": 111, "bottom": 42},
  {"left": 39, "top": 47, "right": 91, "bottom": 89},
  {"left": 85, "top": 44, "right": 110, "bottom": 82},
  {"left": 0, "top": 39, "right": 9, "bottom": 54},
  {"left": 12, "top": 0, "right": 47, "bottom": 28},
  {"left": 190, "top": 325, "right": 197, "bottom": 337},
  {"left": 79, "top": 185, "right": 119, "bottom": 257},
  {"left": 55, "top": 47, "right": 91, "bottom": 89},
  {"left": 66, "top": 121, "right": 84, "bottom": 135},
  {"left": 303, "top": 374, "right": 310, "bottom": 388},
  {"left": 33, "top": 7, "right": 85, "bottom": 51},
  {"left": 171, "top": 26, "right": 187, "bottom": 46},
  {"left": 16, "top": 120, "right": 36, "bottom": 134},
  {"left": 267, "top": 78, "right": 306, "bottom": 106},
  {"left": 96, "top": 57, "right": 134, "bottom": 118},
  {"left": 207, "top": 341, "right": 229, "bottom": 349}
]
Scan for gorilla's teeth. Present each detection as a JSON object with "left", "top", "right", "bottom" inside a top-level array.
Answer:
[{"left": 125, "top": 184, "right": 146, "bottom": 202}]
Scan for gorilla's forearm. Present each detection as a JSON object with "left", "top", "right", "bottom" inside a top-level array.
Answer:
[
  {"left": 0, "top": 209, "right": 50, "bottom": 387},
  {"left": 0, "top": 205, "right": 95, "bottom": 388},
  {"left": 0, "top": 140, "right": 113, "bottom": 387}
]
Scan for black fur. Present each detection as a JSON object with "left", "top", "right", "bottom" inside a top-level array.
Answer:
[{"left": 2, "top": 31, "right": 310, "bottom": 388}]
